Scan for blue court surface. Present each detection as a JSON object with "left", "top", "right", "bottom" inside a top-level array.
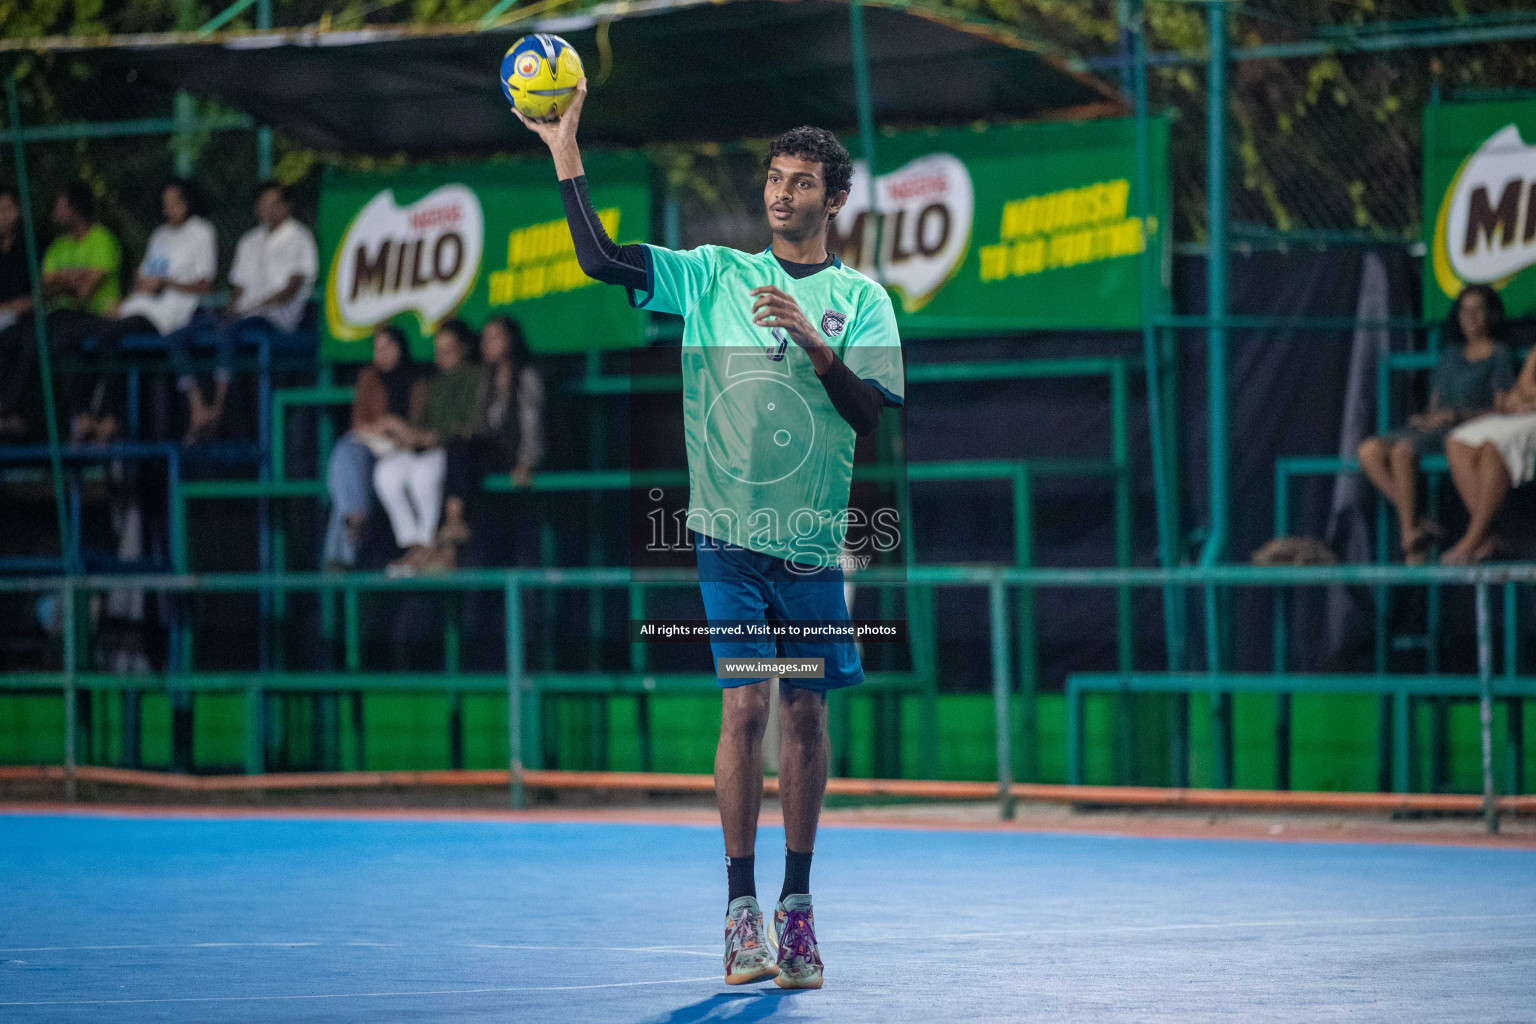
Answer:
[{"left": 3, "top": 812, "right": 1535, "bottom": 1023}]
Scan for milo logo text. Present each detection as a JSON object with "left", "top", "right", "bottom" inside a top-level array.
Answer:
[
  {"left": 1434, "top": 125, "right": 1536, "bottom": 299},
  {"left": 829, "top": 154, "right": 974, "bottom": 313},
  {"left": 326, "top": 185, "right": 484, "bottom": 341}
]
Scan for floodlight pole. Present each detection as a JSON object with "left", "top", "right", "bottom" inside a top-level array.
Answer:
[
  {"left": 506, "top": 580, "right": 526, "bottom": 810},
  {"left": 5, "top": 73, "right": 74, "bottom": 578},
  {"left": 1130, "top": 2, "right": 1188, "bottom": 788},
  {"left": 1203, "top": 4, "right": 1229, "bottom": 567},
  {"left": 1115, "top": 0, "right": 1135, "bottom": 96},
  {"left": 1201, "top": 0, "right": 1232, "bottom": 788},
  {"left": 257, "top": 0, "right": 273, "bottom": 176},
  {"left": 7, "top": 70, "right": 78, "bottom": 797},
  {"left": 848, "top": 0, "right": 882, "bottom": 276},
  {"left": 1475, "top": 582, "right": 1498, "bottom": 834},
  {"left": 174, "top": 0, "right": 196, "bottom": 175}
]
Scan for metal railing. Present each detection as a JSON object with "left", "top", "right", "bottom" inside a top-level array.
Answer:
[{"left": 2, "top": 561, "right": 1531, "bottom": 832}]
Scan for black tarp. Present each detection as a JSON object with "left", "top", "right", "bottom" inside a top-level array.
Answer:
[
  {"left": 1175, "top": 249, "right": 1413, "bottom": 676},
  {"left": 18, "top": 0, "right": 1122, "bottom": 156},
  {"left": 897, "top": 247, "right": 1421, "bottom": 689}
]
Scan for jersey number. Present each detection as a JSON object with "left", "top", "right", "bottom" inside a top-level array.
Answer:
[{"left": 767, "top": 328, "right": 789, "bottom": 361}]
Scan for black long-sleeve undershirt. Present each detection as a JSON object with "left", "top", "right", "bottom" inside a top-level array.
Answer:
[
  {"left": 816, "top": 352, "right": 886, "bottom": 437},
  {"left": 559, "top": 174, "right": 892, "bottom": 436},
  {"left": 560, "top": 175, "right": 648, "bottom": 290}
]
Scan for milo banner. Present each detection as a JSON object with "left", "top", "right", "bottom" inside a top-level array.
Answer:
[
  {"left": 1425, "top": 100, "right": 1536, "bottom": 322},
  {"left": 831, "top": 117, "right": 1169, "bottom": 332},
  {"left": 319, "top": 153, "right": 649, "bottom": 359}
]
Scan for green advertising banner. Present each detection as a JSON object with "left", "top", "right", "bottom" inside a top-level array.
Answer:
[
  {"left": 319, "top": 152, "right": 649, "bottom": 360},
  {"left": 1424, "top": 100, "right": 1536, "bottom": 322},
  {"left": 831, "top": 117, "right": 1169, "bottom": 332}
]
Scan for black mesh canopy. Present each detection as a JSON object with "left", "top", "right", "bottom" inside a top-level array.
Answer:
[{"left": 33, "top": 0, "right": 1122, "bottom": 156}]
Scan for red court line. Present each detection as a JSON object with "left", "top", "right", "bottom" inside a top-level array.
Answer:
[
  {"left": 3, "top": 765, "right": 1534, "bottom": 849},
  {"left": 3, "top": 800, "right": 1534, "bottom": 850},
  {"left": 2, "top": 764, "right": 1532, "bottom": 816}
]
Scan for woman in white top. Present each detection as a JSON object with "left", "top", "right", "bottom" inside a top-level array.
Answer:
[
  {"left": 73, "top": 179, "right": 215, "bottom": 442},
  {"left": 1443, "top": 342, "right": 1536, "bottom": 564},
  {"left": 323, "top": 325, "right": 427, "bottom": 570}
]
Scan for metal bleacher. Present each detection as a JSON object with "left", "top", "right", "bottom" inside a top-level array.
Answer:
[
  {"left": 8, "top": 345, "right": 1146, "bottom": 778},
  {"left": 1254, "top": 333, "right": 1531, "bottom": 794},
  {"left": 0, "top": 316, "right": 318, "bottom": 573}
]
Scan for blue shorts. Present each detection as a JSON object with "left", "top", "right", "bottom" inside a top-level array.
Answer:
[{"left": 694, "top": 532, "right": 864, "bottom": 693}]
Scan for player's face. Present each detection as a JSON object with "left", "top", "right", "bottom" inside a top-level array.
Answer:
[
  {"left": 764, "top": 156, "right": 844, "bottom": 241},
  {"left": 0, "top": 194, "right": 17, "bottom": 234}
]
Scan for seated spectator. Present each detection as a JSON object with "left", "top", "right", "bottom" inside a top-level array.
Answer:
[
  {"left": 0, "top": 182, "right": 120, "bottom": 440},
  {"left": 372, "top": 320, "right": 480, "bottom": 576},
  {"left": 437, "top": 315, "right": 545, "bottom": 555},
  {"left": 1356, "top": 285, "right": 1513, "bottom": 564},
  {"left": 72, "top": 178, "right": 215, "bottom": 444},
  {"left": 323, "top": 325, "right": 427, "bottom": 570},
  {"left": 167, "top": 179, "right": 317, "bottom": 444},
  {"left": 0, "top": 186, "right": 36, "bottom": 438},
  {"left": 41, "top": 181, "right": 121, "bottom": 332},
  {"left": 1442, "top": 341, "right": 1536, "bottom": 564}
]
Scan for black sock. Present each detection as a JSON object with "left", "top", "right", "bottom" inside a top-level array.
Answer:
[
  {"left": 780, "top": 847, "right": 813, "bottom": 902},
  {"left": 726, "top": 854, "right": 756, "bottom": 905}
]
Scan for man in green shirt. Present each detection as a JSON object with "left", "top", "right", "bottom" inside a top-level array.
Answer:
[
  {"left": 42, "top": 180, "right": 121, "bottom": 317},
  {"left": 518, "top": 78, "right": 903, "bottom": 991},
  {"left": 0, "top": 181, "right": 122, "bottom": 440}
]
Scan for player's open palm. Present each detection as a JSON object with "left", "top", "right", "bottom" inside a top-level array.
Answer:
[{"left": 515, "top": 76, "right": 588, "bottom": 150}]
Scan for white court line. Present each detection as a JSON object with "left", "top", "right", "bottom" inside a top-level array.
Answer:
[
  {"left": 0, "top": 942, "right": 327, "bottom": 953},
  {"left": 880, "top": 910, "right": 1536, "bottom": 943},
  {"left": 0, "top": 974, "right": 723, "bottom": 1007},
  {"left": 7, "top": 911, "right": 1533, "bottom": 955},
  {"left": 466, "top": 944, "right": 716, "bottom": 958},
  {"left": 0, "top": 940, "right": 711, "bottom": 956}
]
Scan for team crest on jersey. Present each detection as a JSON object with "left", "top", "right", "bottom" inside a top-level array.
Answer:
[{"left": 820, "top": 309, "right": 848, "bottom": 337}]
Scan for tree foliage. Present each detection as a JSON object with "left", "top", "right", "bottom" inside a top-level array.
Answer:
[{"left": 6, "top": 0, "right": 1536, "bottom": 260}]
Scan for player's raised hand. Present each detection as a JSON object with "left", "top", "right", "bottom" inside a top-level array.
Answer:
[
  {"left": 750, "top": 286, "right": 821, "bottom": 352},
  {"left": 514, "top": 76, "right": 588, "bottom": 152}
]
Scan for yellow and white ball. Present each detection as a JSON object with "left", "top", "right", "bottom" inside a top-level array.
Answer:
[{"left": 500, "top": 33, "right": 583, "bottom": 122}]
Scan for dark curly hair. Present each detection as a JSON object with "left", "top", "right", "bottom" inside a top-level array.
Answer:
[
  {"left": 766, "top": 126, "right": 853, "bottom": 216},
  {"left": 1448, "top": 284, "right": 1506, "bottom": 345}
]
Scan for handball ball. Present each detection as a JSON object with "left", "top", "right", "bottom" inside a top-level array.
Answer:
[{"left": 501, "top": 34, "right": 584, "bottom": 122}]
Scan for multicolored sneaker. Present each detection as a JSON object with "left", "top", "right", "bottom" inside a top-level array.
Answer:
[
  {"left": 723, "top": 896, "right": 779, "bottom": 985},
  {"left": 771, "top": 894, "right": 824, "bottom": 989}
]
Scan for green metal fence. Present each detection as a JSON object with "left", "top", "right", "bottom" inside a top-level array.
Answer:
[
  {"left": 2, "top": 561, "right": 1531, "bottom": 832},
  {"left": 8, "top": 1, "right": 1536, "bottom": 828}
]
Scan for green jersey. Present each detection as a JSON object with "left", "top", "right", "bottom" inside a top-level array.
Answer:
[
  {"left": 631, "top": 244, "right": 904, "bottom": 567},
  {"left": 42, "top": 223, "right": 121, "bottom": 315}
]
